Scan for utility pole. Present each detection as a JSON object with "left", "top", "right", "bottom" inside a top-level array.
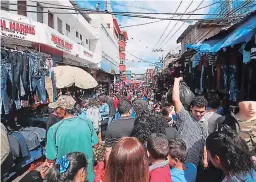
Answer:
[{"left": 105, "top": 1, "right": 108, "bottom": 12}]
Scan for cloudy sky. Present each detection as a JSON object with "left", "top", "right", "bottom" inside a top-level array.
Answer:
[{"left": 77, "top": 0, "right": 219, "bottom": 73}]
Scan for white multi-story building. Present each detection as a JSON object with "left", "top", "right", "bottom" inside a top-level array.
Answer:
[
  {"left": 0, "top": 0, "right": 99, "bottom": 67},
  {"left": 89, "top": 3, "right": 119, "bottom": 77}
]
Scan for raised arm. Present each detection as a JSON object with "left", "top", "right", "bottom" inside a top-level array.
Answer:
[{"left": 172, "top": 77, "right": 183, "bottom": 112}]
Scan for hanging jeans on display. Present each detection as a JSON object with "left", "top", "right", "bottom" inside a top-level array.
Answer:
[
  {"left": 1, "top": 64, "right": 10, "bottom": 114},
  {"left": 222, "top": 65, "right": 228, "bottom": 91},
  {"left": 29, "top": 54, "right": 47, "bottom": 104},
  {"left": 21, "top": 54, "right": 30, "bottom": 96},
  {"left": 194, "top": 68, "right": 201, "bottom": 94},
  {"left": 200, "top": 65, "right": 204, "bottom": 93},
  {"left": 11, "top": 52, "right": 22, "bottom": 109},
  {"left": 229, "top": 65, "right": 237, "bottom": 102},
  {"left": 1, "top": 60, "right": 21, "bottom": 112},
  {"left": 204, "top": 65, "right": 216, "bottom": 91},
  {"left": 32, "top": 77, "right": 47, "bottom": 104},
  {"left": 8, "top": 52, "right": 22, "bottom": 100}
]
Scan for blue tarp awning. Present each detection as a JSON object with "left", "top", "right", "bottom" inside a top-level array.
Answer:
[{"left": 186, "top": 13, "right": 256, "bottom": 53}]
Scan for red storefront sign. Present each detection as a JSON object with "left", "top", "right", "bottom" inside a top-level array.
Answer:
[
  {"left": 51, "top": 34, "right": 73, "bottom": 52},
  {"left": 0, "top": 19, "right": 35, "bottom": 35},
  {"left": 0, "top": 18, "right": 36, "bottom": 40}
]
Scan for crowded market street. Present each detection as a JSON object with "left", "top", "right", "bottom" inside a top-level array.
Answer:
[{"left": 1, "top": 0, "right": 256, "bottom": 182}]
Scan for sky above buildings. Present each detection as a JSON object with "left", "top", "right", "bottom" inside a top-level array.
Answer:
[{"left": 76, "top": 0, "right": 253, "bottom": 74}]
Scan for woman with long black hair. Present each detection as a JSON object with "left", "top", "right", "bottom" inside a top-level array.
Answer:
[{"left": 206, "top": 126, "right": 256, "bottom": 182}]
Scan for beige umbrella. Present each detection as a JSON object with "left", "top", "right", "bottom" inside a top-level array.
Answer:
[{"left": 53, "top": 66, "right": 98, "bottom": 89}]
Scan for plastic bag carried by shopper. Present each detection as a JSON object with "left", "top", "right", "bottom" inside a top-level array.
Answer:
[{"left": 167, "top": 81, "right": 195, "bottom": 109}]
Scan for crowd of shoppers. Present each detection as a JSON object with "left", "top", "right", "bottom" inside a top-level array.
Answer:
[{"left": 14, "top": 78, "right": 255, "bottom": 182}]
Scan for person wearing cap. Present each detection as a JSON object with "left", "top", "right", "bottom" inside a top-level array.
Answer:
[{"left": 45, "top": 95, "right": 98, "bottom": 182}]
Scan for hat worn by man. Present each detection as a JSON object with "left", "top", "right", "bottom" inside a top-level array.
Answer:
[{"left": 48, "top": 95, "right": 76, "bottom": 110}]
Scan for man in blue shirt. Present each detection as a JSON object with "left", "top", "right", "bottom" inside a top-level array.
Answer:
[{"left": 99, "top": 95, "right": 110, "bottom": 120}]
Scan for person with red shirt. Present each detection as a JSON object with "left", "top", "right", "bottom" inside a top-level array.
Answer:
[
  {"left": 113, "top": 94, "right": 119, "bottom": 111},
  {"left": 147, "top": 133, "right": 172, "bottom": 182}
]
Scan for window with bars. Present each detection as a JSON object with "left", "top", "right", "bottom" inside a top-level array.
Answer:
[
  {"left": 18, "top": 0, "right": 27, "bottom": 16},
  {"left": 57, "top": 18, "right": 63, "bottom": 34},
  {"left": 48, "top": 11, "right": 54, "bottom": 28},
  {"left": 37, "top": 3, "right": 43, "bottom": 23},
  {"left": 1, "top": 1, "right": 9, "bottom": 11},
  {"left": 66, "top": 24, "right": 70, "bottom": 35}
]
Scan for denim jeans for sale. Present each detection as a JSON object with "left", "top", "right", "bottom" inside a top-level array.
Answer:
[
  {"left": 11, "top": 52, "right": 23, "bottom": 98},
  {"left": 222, "top": 65, "right": 228, "bottom": 91},
  {"left": 229, "top": 65, "right": 237, "bottom": 102},
  {"left": 21, "top": 53, "right": 30, "bottom": 94},
  {"left": 1, "top": 59, "right": 21, "bottom": 113},
  {"left": 200, "top": 65, "right": 204, "bottom": 93},
  {"left": 1, "top": 63, "right": 10, "bottom": 114},
  {"left": 29, "top": 54, "right": 48, "bottom": 78},
  {"left": 32, "top": 77, "right": 47, "bottom": 103}
]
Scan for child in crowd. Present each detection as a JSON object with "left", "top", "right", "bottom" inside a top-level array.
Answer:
[
  {"left": 168, "top": 139, "right": 197, "bottom": 182},
  {"left": 147, "top": 133, "right": 172, "bottom": 182},
  {"left": 45, "top": 152, "right": 88, "bottom": 182}
]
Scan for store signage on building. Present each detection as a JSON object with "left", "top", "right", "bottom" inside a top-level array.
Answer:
[
  {"left": 0, "top": 18, "right": 35, "bottom": 40},
  {"left": 84, "top": 50, "right": 92, "bottom": 58},
  {"left": 51, "top": 34, "right": 73, "bottom": 52}
]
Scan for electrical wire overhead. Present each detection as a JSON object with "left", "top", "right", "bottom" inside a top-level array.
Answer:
[
  {"left": 152, "top": 1, "right": 183, "bottom": 52},
  {"left": 189, "top": 0, "right": 255, "bottom": 44},
  {"left": 159, "top": 0, "right": 205, "bottom": 50},
  {"left": 120, "top": 1, "right": 222, "bottom": 29},
  {"left": 110, "top": 2, "right": 156, "bottom": 12},
  {"left": 154, "top": 0, "right": 196, "bottom": 51}
]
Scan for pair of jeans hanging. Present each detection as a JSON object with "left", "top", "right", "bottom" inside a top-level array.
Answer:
[
  {"left": 31, "top": 77, "right": 47, "bottom": 104},
  {"left": 20, "top": 53, "right": 30, "bottom": 95},
  {"left": 200, "top": 65, "right": 205, "bottom": 93},
  {"left": 229, "top": 65, "right": 237, "bottom": 102},
  {"left": 1, "top": 62, "right": 10, "bottom": 114}
]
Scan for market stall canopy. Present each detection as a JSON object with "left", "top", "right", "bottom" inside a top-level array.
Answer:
[
  {"left": 186, "top": 12, "right": 256, "bottom": 53},
  {"left": 53, "top": 66, "right": 98, "bottom": 89}
]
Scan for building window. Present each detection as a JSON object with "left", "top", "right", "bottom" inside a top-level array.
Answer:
[
  {"left": 57, "top": 18, "right": 62, "bottom": 34},
  {"left": 107, "top": 23, "right": 110, "bottom": 28},
  {"left": 1, "top": 1, "right": 9, "bottom": 11},
  {"left": 66, "top": 24, "right": 70, "bottom": 35},
  {"left": 86, "top": 39, "right": 88, "bottom": 44},
  {"left": 37, "top": 3, "right": 43, "bottom": 23},
  {"left": 48, "top": 11, "right": 54, "bottom": 28},
  {"left": 76, "top": 31, "right": 79, "bottom": 38},
  {"left": 119, "top": 34, "right": 125, "bottom": 41},
  {"left": 80, "top": 34, "right": 83, "bottom": 40},
  {"left": 18, "top": 0, "right": 27, "bottom": 17}
]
